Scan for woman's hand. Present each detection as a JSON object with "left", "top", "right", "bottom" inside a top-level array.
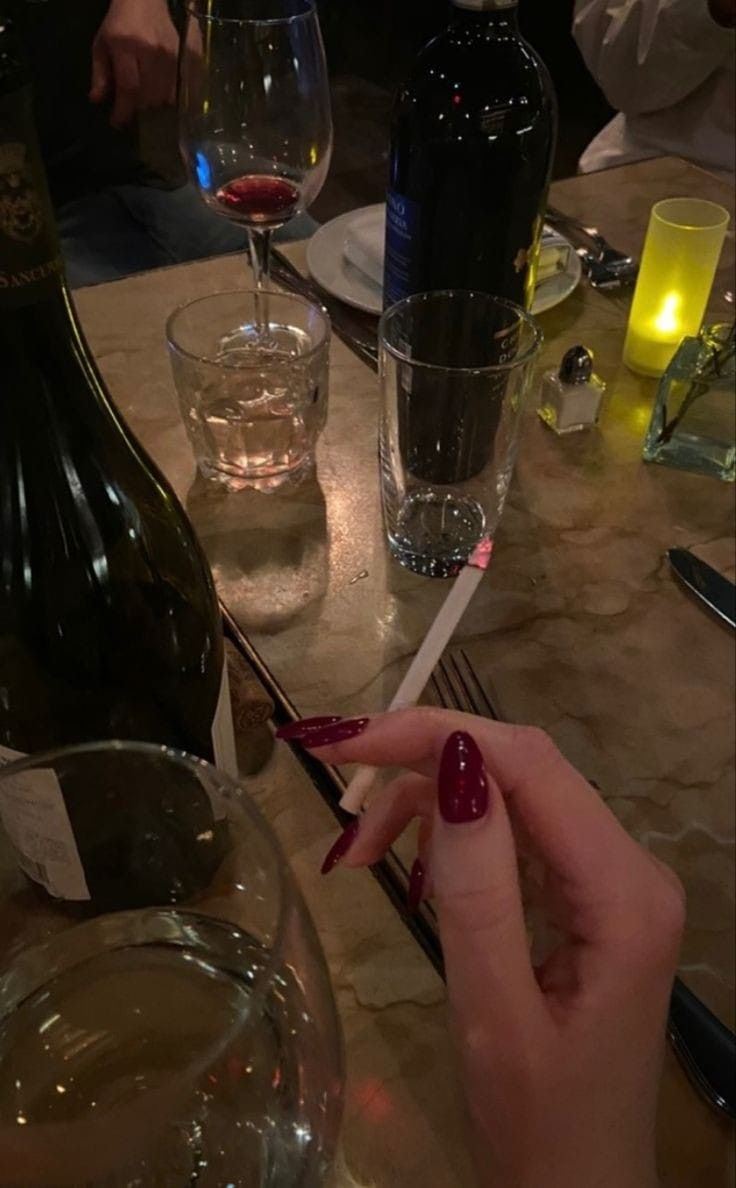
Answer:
[
  {"left": 90, "top": 0, "right": 180, "bottom": 128},
  {"left": 278, "top": 709, "right": 685, "bottom": 1188}
]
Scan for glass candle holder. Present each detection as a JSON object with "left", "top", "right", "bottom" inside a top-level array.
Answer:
[
  {"left": 623, "top": 198, "right": 729, "bottom": 378},
  {"left": 643, "top": 322, "right": 735, "bottom": 482}
]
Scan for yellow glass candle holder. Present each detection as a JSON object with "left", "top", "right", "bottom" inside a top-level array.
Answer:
[{"left": 623, "top": 198, "right": 729, "bottom": 377}]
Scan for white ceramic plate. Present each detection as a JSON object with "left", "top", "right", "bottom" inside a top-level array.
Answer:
[{"left": 305, "top": 203, "right": 582, "bottom": 317}]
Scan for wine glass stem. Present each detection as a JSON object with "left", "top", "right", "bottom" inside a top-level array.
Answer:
[{"left": 247, "top": 227, "right": 272, "bottom": 337}]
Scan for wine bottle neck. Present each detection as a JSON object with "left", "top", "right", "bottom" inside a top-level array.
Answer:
[
  {"left": 449, "top": 0, "right": 519, "bottom": 30},
  {"left": 451, "top": 0, "right": 518, "bottom": 10}
]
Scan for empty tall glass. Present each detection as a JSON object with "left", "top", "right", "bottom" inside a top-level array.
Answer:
[{"left": 379, "top": 291, "right": 541, "bottom": 577}]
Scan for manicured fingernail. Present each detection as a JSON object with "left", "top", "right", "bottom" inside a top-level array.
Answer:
[
  {"left": 320, "top": 818, "right": 360, "bottom": 874},
  {"left": 276, "top": 716, "right": 342, "bottom": 740},
  {"left": 295, "top": 717, "right": 370, "bottom": 748},
  {"left": 407, "top": 857, "right": 425, "bottom": 912},
  {"left": 438, "top": 731, "right": 489, "bottom": 824}
]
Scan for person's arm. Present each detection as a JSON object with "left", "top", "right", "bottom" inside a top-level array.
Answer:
[
  {"left": 573, "top": 0, "right": 735, "bottom": 117},
  {"left": 89, "top": 0, "right": 180, "bottom": 128},
  {"left": 280, "top": 708, "right": 685, "bottom": 1188}
]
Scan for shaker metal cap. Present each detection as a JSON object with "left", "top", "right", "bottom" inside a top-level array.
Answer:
[{"left": 559, "top": 345, "right": 594, "bottom": 384}]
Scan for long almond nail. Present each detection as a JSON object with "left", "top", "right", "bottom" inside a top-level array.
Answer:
[
  {"left": 438, "top": 731, "right": 489, "bottom": 823},
  {"left": 276, "top": 716, "right": 341, "bottom": 740},
  {"left": 297, "top": 718, "right": 370, "bottom": 748},
  {"left": 321, "top": 818, "right": 360, "bottom": 874},
  {"left": 407, "top": 858, "right": 425, "bottom": 912}
]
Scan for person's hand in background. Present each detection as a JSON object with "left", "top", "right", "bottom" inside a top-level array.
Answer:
[
  {"left": 278, "top": 709, "right": 685, "bottom": 1188},
  {"left": 89, "top": 0, "right": 180, "bottom": 128}
]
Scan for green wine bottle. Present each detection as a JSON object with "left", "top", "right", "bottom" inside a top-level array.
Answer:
[{"left": 0, "top": 19, "right": 235, "bottom": 902}]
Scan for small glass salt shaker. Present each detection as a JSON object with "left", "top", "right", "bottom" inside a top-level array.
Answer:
[{"left": 538, "top": 345, "right": 606, "bottom": 434}]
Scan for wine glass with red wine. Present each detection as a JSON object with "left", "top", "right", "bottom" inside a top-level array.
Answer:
[{"left": 179, "top": 0, "right": 332, "bottom": 339}]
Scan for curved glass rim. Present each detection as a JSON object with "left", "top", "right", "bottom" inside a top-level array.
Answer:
[
  {"left": 379, "top": 290, "right": 543, "bottom": 375},
  {"left": 166, "top": 288, "right": 331, "bottom": 367},
  {"left": 185, "top": 0, "right": 317, "bottom": 26},
  {"left": 652, "top": 197, "right": 730, "bottom": 233},
  {"left": 0, "top": 739, "right": 291, "bottom": 998}
]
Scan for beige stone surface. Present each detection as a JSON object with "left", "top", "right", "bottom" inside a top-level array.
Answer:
[
  {"left": 77, "top": 157, "right": 735, "bottom": 1187},
  {"left": 246, "top": 745, "right": 473, "bottom": 1188}
]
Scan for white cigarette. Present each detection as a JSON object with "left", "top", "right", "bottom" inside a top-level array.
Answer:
[{"left": 339, "top": 538, "right": 494, "bottom": 813}]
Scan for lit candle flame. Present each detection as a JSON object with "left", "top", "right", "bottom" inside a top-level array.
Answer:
[{"left": 654, "top": 292, "right": 681, "bottom": 336}]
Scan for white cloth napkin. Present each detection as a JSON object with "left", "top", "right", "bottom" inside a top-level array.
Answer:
[
  {"left": 343, "top": 207, "right": 385, "bottom": 288},
  {"left": 343, "top": 206, "right": 572, "bottom": 291}
]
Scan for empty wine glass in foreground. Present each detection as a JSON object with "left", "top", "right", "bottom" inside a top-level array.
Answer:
[
  {"left": 179, "top": 0, "right": 332, "bottom": 344},
  {"left": 0, "top": 743, "right": 343, "bottom": 1187}
]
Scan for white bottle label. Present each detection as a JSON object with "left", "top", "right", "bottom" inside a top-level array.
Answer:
[
  {"left": 0, "top": 745, "right": 90, "bottom": 901},
  {"left": 211, "top": 660, "right": 238, "bottom": 780}
]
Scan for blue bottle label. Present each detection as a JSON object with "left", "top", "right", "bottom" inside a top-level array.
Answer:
[{"left": 383, "top": 190, "right": 421, "bottom": 307}]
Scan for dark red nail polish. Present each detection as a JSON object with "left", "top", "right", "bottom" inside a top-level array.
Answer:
[
  {"left": 320, "top": 818, "right": 359, "bottom": 874},
  {"left": 407, "top": 858, "right": 425, "bottom": 912},
  {"left": 298, "top": 717, "right": 370, "bottom": 748},
  {"left": 438, "top": 731, "right": 489, "bottom": 824},
  {"left": 276, "top": 716, "right": 342, "bottom": 740}
]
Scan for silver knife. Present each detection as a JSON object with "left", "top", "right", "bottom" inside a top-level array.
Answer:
[{"left": 668, "top": 548, "right": 736, "bottom": 629}]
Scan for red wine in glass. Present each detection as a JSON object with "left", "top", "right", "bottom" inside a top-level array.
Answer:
[{"left": 215, "top": 174, "right": 301, "bottom": 227}]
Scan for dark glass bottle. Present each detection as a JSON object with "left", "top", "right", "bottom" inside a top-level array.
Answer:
[
  {"left": 0, "top": 18, "right": 236, "bottom": 907},
  {"left": 384, "top": 0, "right": 557, "bottom": 311},
  {"left": 0, "top": 22, "right": 236, "bottom": 773}
]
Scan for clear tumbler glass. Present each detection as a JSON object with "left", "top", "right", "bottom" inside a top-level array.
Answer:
[
  {"left": 0, "top": 742, "right": 343, "bottom": 1187},
  {"left": 167, "top": 289, "right": 330, "bottom": 492},
  {"left": 379, "top": 290, "right": 541, "bottom": 577}
]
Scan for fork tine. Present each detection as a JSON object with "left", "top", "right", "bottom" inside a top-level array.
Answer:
[
  {"left": 432, "top": 651, "right": 503, "bottom": 720},
  {"left": 431, "top": 657, "right": 463, "bottom": 711},
  {"left": 447, "top": 652, "right": 484, "bottom": 717},
  {"left": 457, "top": 649, "right": 500, "bottom": 720},
  {"left": 443, "top": 655, "right": 474, "bottom": 714},
  {"left": 429, "top": 668, "right": 447, "bottom": 708},
  {"left": 434, "top": 655, "right": 475, "bottom": 714},
  {"left": 441, "top": 651, "right": 481, "bottom": 712}
]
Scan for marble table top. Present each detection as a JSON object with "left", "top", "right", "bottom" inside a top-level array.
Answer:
[{"left": 77, "top": 156, "right": 735, "bottom": 1186}]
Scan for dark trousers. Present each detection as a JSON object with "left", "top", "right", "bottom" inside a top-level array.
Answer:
[{"left": 58, "top": 181, "right": 318, "bottom": 288}]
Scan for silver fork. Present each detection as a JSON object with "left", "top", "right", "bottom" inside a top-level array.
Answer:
[{"left": 430, "top": 649, "right": 501, "bottom": 720}]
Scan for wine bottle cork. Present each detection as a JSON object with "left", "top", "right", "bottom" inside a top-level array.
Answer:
[{"left": 225, "top": 640, "right": 274, "bottom": 728}]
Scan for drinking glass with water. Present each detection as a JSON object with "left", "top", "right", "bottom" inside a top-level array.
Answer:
[{"left": 167, "top": 290, "right": 330, "bottom": 492}]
